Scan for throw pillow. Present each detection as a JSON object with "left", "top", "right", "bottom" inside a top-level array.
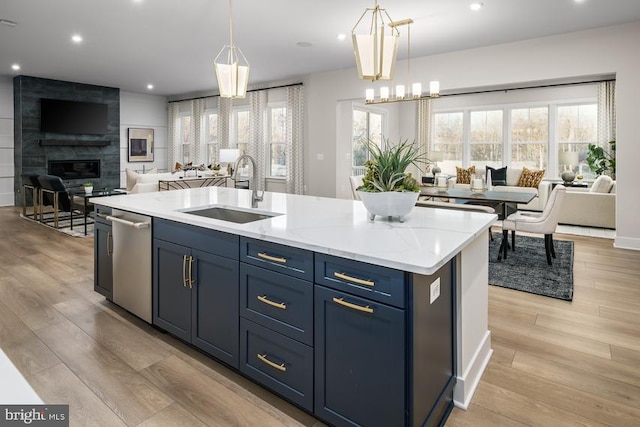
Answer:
[
  {"left": 517, "top": 167, "right": 545, "bottom": 188},
  {"left": 455, "top": 166, "right": 476, "bottom": 184},
  {"left": 125, "top": 169, "right": 139, "bottom": 192},
  {"left": 486, "top": 166, "right": 507, "bottom": 186},
  {"left": 589, "top": 175, "right": 614, "bottom": 193}
]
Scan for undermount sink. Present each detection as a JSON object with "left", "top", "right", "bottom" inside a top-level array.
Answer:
[{"left": 181, "top": 206, "right": 281, "bottom": 224}]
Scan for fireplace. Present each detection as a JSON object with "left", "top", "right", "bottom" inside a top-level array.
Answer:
[{"left": 48, "top": 159, "right": 101, "bottom": 180}]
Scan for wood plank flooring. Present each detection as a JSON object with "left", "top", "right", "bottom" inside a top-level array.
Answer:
[{"left": 1, "top": 206, "right": 639, "bottom": 426}]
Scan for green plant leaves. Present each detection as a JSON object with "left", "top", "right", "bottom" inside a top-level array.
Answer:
[{"left": 359, "top": 138, "right": 426, "bottom": 192}]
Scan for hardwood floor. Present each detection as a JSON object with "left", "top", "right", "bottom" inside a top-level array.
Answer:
[{"left": 1, "top": 206, "right": 639, "bottom": 426}]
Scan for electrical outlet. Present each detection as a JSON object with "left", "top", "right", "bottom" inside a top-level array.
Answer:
[{"left": 430, "top": 278, "right": 441, "bottom": 304}]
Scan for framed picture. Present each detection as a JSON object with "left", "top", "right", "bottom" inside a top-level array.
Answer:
[{"left": 128, "top": 128, "right": 154, "bottom": 162}]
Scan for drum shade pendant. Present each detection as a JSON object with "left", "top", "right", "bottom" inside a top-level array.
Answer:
[
  {"left": 352, "top": 0, "right": 400, "bottom": 81},
  {"left": 215, "top": 0, "right": 249, "bottom": 98}
]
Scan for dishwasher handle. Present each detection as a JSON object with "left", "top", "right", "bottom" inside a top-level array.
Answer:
[{"left": 106, "top": 215, "right": 150, "bottom": 229}]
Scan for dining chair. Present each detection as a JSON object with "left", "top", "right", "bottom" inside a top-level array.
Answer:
[
  {"left": 349, "top": 175, "right": 364, "bottom": 200},
  {"left": 498, "top": 185, "right": 566, "bottom": 265},
  {"left": 37, "top": 175, "right": 92, "bottom": 230}
]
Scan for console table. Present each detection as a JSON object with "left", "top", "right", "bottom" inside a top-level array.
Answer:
[{"left": 158, "top": 176, "right": 229, "bottom": 191}]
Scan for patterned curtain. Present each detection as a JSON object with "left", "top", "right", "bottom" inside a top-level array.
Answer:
[
  {"left": 286, "top": 86, "right": 304, "bottom": 194},
  {"left": 597, "top": 80, "right": 616, "bottom": 150},
  {"left": 247, "top": 91, "right": 268, "bottom": 191},
  {"left": 218, "top": 97, "right": 232, "bottom": 150},
  {"left": 416, "top": 98, "right": 432, "bottom": 176},
  {"left": 192, "top": 98, "right": 207, "bottom": 166},
  {"left": 167, "top": 102, "right": 181, "bottom": 170}
]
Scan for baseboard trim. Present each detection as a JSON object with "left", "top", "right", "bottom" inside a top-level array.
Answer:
[
  {"left": 614, "top": 236, "right": 640, "bottom": 251},
  {"left": 453, "top": 330, "right": 492, "bottom": 410}
]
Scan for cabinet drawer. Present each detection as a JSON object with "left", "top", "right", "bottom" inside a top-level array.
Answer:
[
  {"left": 154, "top": 218, "right": 239, "bottom": 260},
  {"left": 315, "top": 254, "right": 406, "bottom": 309},
  {"left": 240, "top": 237, "right": 313, "bottom": 281},
  {"left": 240, "top": 318, "right": 313, "bottom": 412},
  {"left": 240, "top": 263, "right": 313, "bottom": 346}
]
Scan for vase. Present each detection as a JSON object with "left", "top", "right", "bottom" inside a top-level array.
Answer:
[
  {"left": 84, "top": 186, "right": 93, "bottom": 194},
  {"left": 357, "top": 191, "right": 420, "bottom": 222}
]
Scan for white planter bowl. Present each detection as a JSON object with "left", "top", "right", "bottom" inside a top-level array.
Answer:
[{"left": 357, "top": 190, "right": 420, "bottom": 222}]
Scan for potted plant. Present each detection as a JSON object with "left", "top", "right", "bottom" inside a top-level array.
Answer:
[
  {"left": 357, "top": 138, "right": 425, "bottom": 222},
  {"left": 82, "top": 182, "right": 94, "bottom": 194},
  {"left": 586, "top": 140, "right": 616, "bottom": 179}
]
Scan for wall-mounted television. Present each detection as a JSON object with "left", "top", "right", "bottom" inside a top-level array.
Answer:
[{"left": 40, "top": 98, "right": 108, "bottom": 135}]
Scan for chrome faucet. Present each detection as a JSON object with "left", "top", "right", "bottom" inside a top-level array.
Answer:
[{"left": 231, "top": 154, "right": 264, "bottom": 208}]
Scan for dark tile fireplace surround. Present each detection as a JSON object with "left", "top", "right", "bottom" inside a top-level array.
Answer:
[{"left": 13, "top": 76, "right": 120, "bottom": 205}]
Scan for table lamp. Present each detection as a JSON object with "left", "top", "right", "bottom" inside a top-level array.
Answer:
[
  {"left": 430, "top": 151, "right": 443, "bottom": 175},
  {"left": 219, "top": 149, "right": 240, "bottom": 175},
  {"left": 558, "top": 151, "right": 579, "bottom": 185}
]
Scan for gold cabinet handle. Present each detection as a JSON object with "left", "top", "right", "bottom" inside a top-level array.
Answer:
[
  {"left": 188, "top": 256, "right": 194, "bottom": 289},
  {"left": 257, "top": 353, "right": 287, "bottom": 372},
  {"left": 257, "top": 295, "right": 287, "bottom": 310},
  {"left": 182, "top": 255, "right": 188, "bottom": 288},
  {"left": 332, "top": 297, "right": 374, "bottom": 314},
  {"left": 257, "top": 252, "right": 287, "bottom": 264},
  {"left": 334, "top": 272, "right": 375, "bottom": 287},
  {"left": 107, "top": 231, "right": 112, "bottom": 256}
]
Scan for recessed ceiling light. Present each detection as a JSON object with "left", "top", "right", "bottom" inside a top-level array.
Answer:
[
  {"left": 71, "top": 34, "right": 83, "bottom": 43},
  {"left": 574, "top": 0, "right": 586, "bottom": 3},
  {"left": 470, "top": 2, "right": 484, "bottom": 11},
  {"left": 147, "top": 84, "right": 154, "bottom": 90},
  {"left": 296, "top": 42, "right": 313, "bottom": 48},
  {"left": 11, "top": 64, "right": 20, "bottom": 71},
  {"left": 337, "top": 34, "right": 346, "bottom": 41}
]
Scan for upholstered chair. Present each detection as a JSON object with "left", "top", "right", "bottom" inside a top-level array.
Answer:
[
  {"left": 499, "top": 185, "right": 566, "bottom": 265},
  {"left": 349, "top": 175, "right": 364, "bottom": 200},
  {"left": 416, "top": 199, "right": 497, "bottom": 240}
]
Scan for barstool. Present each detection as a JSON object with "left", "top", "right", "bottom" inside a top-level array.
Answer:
[{"left": 21, "top": 174, "right": 41, "bottom": 221}]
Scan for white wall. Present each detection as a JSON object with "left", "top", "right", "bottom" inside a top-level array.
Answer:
[
  {"left": 119, "top": 91, "right": 168, "bottom": 186},
  {"left": 0, "top": 77, "right": 14, "bottom": 206},
  {"left": 303, "top": 21, "right": 640, "bottom": 250}
]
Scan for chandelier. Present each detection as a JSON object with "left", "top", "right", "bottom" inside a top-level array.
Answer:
[
  {"left": 214, "top": 0, "right": 250, "bottom": 98},
  {"left": 352, "top": 0, "right": 400, "bottom": 81}
]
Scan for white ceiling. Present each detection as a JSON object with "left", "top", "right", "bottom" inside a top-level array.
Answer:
[{"left": 2, "top": 0, "right": 640, "bottom": 97}]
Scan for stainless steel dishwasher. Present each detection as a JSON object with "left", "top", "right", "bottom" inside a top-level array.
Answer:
[{"left": 107, "top": 209, "right": 152, "bottom": 323}]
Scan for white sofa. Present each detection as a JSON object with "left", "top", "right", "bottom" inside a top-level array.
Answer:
[
  {"left": 452, "top": 168, "right": 551, "bottom": 212},
  {"left": 126, "top": 169, "right": 227, "bottom": 193},
  {"left": 558, "top": 176, "right": 616, "bottom": 229}
]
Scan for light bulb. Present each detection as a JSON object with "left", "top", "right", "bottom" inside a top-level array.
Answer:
[
  {"left": 412, "top": 82, "right": 422, "bottom": 98},
  {"left": 380, "top": 87, "right": 390, "bottom": 101},
  {"left": 365, "top": 88, "right": 375, "bottom": 102},
  {"left": 429, "top": 81, "right": 440, "bottom": 97},
  {"left": 395, "top": 85, "right": 405, "bottom": 99}
]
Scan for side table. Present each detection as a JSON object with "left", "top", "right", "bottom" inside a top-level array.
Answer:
[{"left": 70, "top": 189, "right": 125, "bottom": 235}]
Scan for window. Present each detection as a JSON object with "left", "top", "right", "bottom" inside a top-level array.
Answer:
[
  {"left": 352, "top": 107, "right": 384, "bottom": 175},
  {"left": 557, "top": 104, "right": 597, "bottom": 178},
  {"left": 205, "top": 110, "right": 218, "bottom": 166},
  {"left": 231, "top": 107, "right": 250, "bottom": 154},
  {"left": 510, "top": 107, "right": 548, "bottom": 170},
  {"left": 269, "top": 105, "right": 287, "bottom": 177},
  {"left": 432, "top": 112, "right": 463, "bottom": 170},
  {"left": 470, "top": 110, "right": 503, "bottom": 169}
]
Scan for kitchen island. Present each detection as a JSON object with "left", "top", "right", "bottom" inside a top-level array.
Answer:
[{"left": 93, "top": 186, "right": 495, "bottom": 426}]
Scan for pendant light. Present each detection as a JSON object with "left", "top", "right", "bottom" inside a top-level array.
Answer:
[
  {"left": 214, "top": 0, "right": 249, "bottom": 98},
  {"left": 352, "top": 0, "right": 400, "bottom": 81}
]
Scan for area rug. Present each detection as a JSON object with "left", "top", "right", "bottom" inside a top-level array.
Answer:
[
  {"left": 489, "top": 233, "right": 574, "bottom": 301},
  {"left": 21, "top": 213, "right": 94, "bottom": 238}
]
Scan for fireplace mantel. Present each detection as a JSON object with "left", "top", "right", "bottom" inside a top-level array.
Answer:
[{"left": 39, "top": 140, "right": 111, "bottom": 147}]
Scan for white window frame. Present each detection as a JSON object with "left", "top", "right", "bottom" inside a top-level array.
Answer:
[
  {"left": 231, "top": 106, "right": 250, "bottom": 151},
  {"left": 267, "top": 101, "right": 287, "bottom": 179},
  {"left": 351, "top": 104, "right": 387, "bottom": 176}
]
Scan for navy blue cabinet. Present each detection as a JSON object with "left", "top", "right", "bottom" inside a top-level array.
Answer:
[
  {"left": 314, "top": 254, "right": 455, "bottom": 427},
  {"left": 315, "top": 285, "right": 405, "bottom": 427},
  {"left": 153, "top": 219, "right": 240, "bottom": 368},
  {"left": 239, "top": 238, "right": 314, "bottom": 411},
  {"left": 94, "top": 220, "right": 113, "bottom": 299}
]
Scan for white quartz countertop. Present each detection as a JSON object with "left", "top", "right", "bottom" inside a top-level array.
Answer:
[{"left": 93, "top": 187, "right": 496, "bottom": 275}]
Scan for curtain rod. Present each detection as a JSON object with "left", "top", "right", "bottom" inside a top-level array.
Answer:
[
  {"left": 437, "top": 78, "right": 615, "bottom": 98},
  {"left": 169, "top": 82, "right": 303, "bottom": 103}
]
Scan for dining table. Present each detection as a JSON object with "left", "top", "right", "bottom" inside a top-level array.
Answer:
[{"left": 419, "top": 186, "right": 537, "bottom": 260}]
